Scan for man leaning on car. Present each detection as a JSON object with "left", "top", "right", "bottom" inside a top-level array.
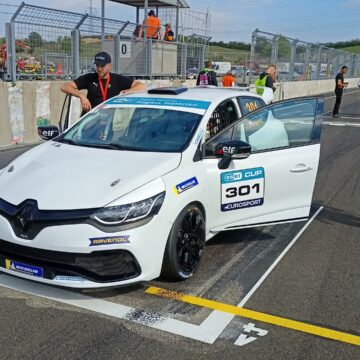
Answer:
[{"left": 61, "top": 51, "right": 146, "bottom": 115}]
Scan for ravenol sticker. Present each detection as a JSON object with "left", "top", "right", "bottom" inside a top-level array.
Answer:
[
  {"left": 54, "top": 275, "right": 86, "bottom": 282},
  {"left": 89, "top": 235, "right": 130, "bottom": 247},
  {"left": 106, "top": 97, "right": 211, "bottom": 110},
  {"left": 173, "top": 177, "right": 199, "bottom": 195},
  {"left": 194, "top": 129, "right": 204, "bottom": 145},
  {"left": 221, "top": 167, "right": 265, "bottom": 212},
  {"left": 5, "top": 259, "right": 43, "bottom": 278}
]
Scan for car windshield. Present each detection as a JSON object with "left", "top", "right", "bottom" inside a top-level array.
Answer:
[{"left": 56, "top": 107, "right": 202, "bottom": 152}]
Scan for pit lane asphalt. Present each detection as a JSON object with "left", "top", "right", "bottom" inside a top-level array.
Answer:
[{"left": 0, "top": 91, "right": 359, "bottom": 359}]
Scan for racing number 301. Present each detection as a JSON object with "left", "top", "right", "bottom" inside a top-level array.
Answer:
[{"left": 225, "top": 183, "right": 260, "bottom": 198}]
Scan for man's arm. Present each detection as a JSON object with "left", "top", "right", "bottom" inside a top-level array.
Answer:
[
  {"left": 120, "top": 80, "right": 146, "bottom": 94},
  {"left": 336, "top": 78, "right": 346, "bottom": 88},
  {"left": 60, "top": 81, "right": 91, "bottom": 112},
  {"left": 265, "top": 76, "right": 276, "bottom": 91}
]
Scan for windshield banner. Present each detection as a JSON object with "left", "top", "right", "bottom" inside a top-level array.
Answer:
[{"left": 106, "top": 97, "right": 211, "bottom": 110}]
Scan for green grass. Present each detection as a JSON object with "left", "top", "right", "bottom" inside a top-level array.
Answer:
[
  {"left": 208, "top": 45, "right": 250, "bottom": 64},
  {"left": 339, "top": 45, "right": 360, "bottom": 54}
]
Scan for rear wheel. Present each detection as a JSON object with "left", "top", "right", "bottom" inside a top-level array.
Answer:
[{"left": 161, "top": 204, "right": 205, "bottom": 280}]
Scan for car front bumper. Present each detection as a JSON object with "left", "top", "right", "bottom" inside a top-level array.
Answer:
[{"left": 0, "top": 213, "right": 173, "bottom": 288}]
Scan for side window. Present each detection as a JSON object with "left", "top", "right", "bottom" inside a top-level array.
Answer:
[
  {"left": 237, "top": 97, "right": 265, "bottom": 116},
  {"left": 232, "top": 99, "right": 317, "bottom": 152},
  {"left": 206, "top": 99, "right": 238, "bottom": 140}
]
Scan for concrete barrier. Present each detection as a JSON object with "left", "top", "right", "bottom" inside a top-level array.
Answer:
[{"left": 0, "top": 78, "right": 359, "bottom": 148}]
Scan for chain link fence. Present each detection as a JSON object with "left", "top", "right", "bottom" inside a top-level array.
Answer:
[
  {"left": 2, "top": 3, "right": 209, "bottom": 81},
  {"left": 250, "top": 29, "right": 360, "bottom": 83}
]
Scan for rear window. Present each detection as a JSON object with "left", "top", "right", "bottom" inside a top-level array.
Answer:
[{"left": 238, "top": 97, "right": 265, "bottom": 116}]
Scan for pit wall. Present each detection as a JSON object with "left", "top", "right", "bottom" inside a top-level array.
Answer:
[{"left": 1, "top": 78, "right": 359, "bottom": 148}]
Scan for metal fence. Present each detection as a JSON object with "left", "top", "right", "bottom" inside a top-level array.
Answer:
[
  {"left": 2, "top": 2, "right": 209, "bottom": 81},
  {"left": 250, "top": 29, "right": 360, "bottom": 83}
]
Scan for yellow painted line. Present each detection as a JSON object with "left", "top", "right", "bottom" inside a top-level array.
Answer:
[{"left": 145, "top": 286, "right": 360, "bottom": 347}]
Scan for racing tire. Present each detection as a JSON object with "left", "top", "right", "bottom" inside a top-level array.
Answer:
[{"left": 161, "top": 204, "right": 206, "bottom": 281}]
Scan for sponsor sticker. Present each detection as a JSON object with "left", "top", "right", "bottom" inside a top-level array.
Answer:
[
  {"left": 173, "top": 177, "right": 199, "bottom": 195},
  {"left": 5, "top": 259, "right": 43, "bottom": 278},
  {"left": 106, "top": 97, "right": 211, "bottom": 110},
  {"left": 194, "top": 129, "right": 204, "bottom": 145},
  {"left": 89, "top": 235, "right": 130, "bottom": 247},
  {"left": 54, "top": 275, "right": 85, "bottom": 282},
  {"left": 221, "top": 167, "right": 265, "bottom": 212}
]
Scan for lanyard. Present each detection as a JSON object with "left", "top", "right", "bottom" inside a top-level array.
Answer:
[{"left": 98, "top": 74, "right": 111, "bottom": 102}]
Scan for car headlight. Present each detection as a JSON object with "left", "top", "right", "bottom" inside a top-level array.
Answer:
[{"left": 91, "top": 192, "right": 165, "bottom": 225}]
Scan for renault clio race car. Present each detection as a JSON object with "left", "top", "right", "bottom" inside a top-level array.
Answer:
[{"left": 0, "top": 87, "right": 323, "bottom": 288}]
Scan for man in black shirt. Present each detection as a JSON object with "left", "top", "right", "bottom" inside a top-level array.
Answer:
[
  {"left": 333, "top": 65, "right": 348, "bottom": 118},
  {"left": 61, "top": 52, "right": 146, "bottom": 114}
]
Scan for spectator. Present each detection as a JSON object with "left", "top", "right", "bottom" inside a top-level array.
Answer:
[
  {"left": 222, "top": 71, "right": 235, "bottom": 87},
  {"left": 333, "top": 65, "right": 348, "bottom": 118},
  {"left": 196, "top": 61, "right": 218, "bottom": 86},
  {"left": 139, "top": 10, "right": 160, "bottom": 40},
  {"left": 163, "top": 23, "right": 174, "bottom": 42},
  {"left": 60, "top": 51, "right": 146, "bottom": 116},
  {"left": 255, "top": 65, "right": 277, "bottom": 95}
]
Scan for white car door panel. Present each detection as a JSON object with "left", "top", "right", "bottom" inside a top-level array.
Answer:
[{"left": 203, "top": 98, "right": 323, "bottom": 231}]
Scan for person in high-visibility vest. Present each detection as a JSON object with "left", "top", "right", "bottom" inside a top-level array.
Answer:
[{"left": 255, "top": 65, "right": 277, "bottom": 95}]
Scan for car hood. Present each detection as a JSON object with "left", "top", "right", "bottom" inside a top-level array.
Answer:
[{"left": 0, "top": 142, "right": 181, "bottom": 210}]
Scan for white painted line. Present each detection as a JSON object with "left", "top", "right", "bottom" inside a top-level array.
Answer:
[
  {"left": 0, "top": 207, "right": 324, "bottom": 345},
  {"left": 323, "top": 115, "right": 360, "bottom": 121},
  {"left": 0, "top": 274, "right": 217, "bottom": 343},
  {"left": 238, "top": 206, "right": 323, "bottom": 307},
  {"left": 323, "top": 122, "right": 360, "bottom": 127},
  {"left": 324, "top": 89, "right": 360, "bottom": 99}
]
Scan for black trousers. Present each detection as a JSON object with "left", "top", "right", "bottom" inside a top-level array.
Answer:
[{"left": 333, "top": 88, "right": 343, "bottom": 116}]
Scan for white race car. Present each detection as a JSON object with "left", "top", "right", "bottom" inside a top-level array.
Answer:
[{"left": 0, "top": 87, "right": 323, "bottom": 288}]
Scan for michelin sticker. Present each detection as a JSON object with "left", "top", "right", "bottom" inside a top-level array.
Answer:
[
  {"left": 173, "top": 177, "right": 199, "bottom": 195},
  {"left": 221, "top": 167, "right": 264, "bottom": 212},
  {"left": 89, "top": 235, "right": 130, "bottom": 247},
  {"left": 5, "top": 259, "right": 43, "bottom": 278}
]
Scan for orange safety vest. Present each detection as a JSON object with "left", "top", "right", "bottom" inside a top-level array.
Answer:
[
  {"left": 145, "top": 16, "right": 160, "bottom": 39},
  {"left": 222, "top": 75, "right": 235, "bottom": 87}
]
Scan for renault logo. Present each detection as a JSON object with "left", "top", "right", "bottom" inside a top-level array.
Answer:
[{"left": 15, "top": 201, "right": 37, "bottom": 231}]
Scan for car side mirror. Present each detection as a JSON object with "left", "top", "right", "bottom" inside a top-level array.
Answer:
[
  {"left": 38, "top": 126, "right": 60, "bottom": 141},
  {"left": 215, "top": 140, "right": 251, "bottom": 170}
]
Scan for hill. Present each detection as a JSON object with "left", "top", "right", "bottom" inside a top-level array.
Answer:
[
  {"left": 339, "top": 46, "right": 360, "bottom": 54},
  {"left": 208, "top": 45, "right": 250, "bottom": 64}
]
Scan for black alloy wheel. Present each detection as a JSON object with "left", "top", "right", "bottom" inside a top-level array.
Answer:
[{"left": 161, "top": 204, "right": 206, "bottom": 281}]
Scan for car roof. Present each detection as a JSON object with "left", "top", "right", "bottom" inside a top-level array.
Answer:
[{"left": 116, "top": 87, "right": 262, "bottom": 104}]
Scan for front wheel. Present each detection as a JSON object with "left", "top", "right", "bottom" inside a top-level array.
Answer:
[{"left": 161, "top": 204, "right": 206, "bottom": 281}]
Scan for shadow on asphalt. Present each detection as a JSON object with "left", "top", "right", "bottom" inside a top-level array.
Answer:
[{"left": 317, "top": 206, "right": 360, "bottom": 229}]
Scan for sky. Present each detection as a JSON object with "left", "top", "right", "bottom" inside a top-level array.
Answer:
[{"left": 1, "top": 0, "right": 360, "bottom": 43}]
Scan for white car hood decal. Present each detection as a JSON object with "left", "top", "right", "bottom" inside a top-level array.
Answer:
[{"left": 0, "top": 142, "right": 180, "bottom": 210}]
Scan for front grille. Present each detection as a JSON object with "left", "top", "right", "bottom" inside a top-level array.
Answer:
[
  {"left": 0, "top": 198, "right": 95, "bottom": 240},
  {"left": 0, "top": 239, "right": 141, "bottom": 283}
]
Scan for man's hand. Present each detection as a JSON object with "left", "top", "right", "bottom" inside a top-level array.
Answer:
[
  {"left": 120, "top": 80, "right": 146, "bottom": 95},
  {"left": 80, "top": 94, "right": 92, "bottom": 111}
]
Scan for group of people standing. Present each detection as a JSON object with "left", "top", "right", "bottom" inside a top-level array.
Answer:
[{"left": 134, "top": 10, "right": 174, "bottom": 42}]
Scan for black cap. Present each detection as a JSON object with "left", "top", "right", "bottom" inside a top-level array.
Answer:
[
  {"left": 148, "top": 10, "right": 155, "bottom": 16},
  {"left": 94, "top": 51, "right": 111, "bottom": 66}
]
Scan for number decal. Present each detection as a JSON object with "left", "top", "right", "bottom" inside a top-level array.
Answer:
[{"left": 221, "top": 167, "right": 265, "bottom": 212}]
